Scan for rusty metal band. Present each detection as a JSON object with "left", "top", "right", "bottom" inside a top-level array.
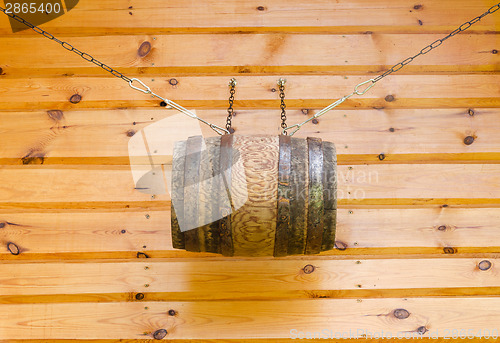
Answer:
[
  {"left": 321, "top": 141, "right": 337, "bottom": 251},
  {"left": 170, "top": 141, "right": 186, "bottom": 249},
  {"left": 274, "top": 134, "right": 292, "bottom": 257},
  {"left": 305, "top": 137, "right": 324, "bottom": 255},
  {"left": 199, "top": 137, "right": 222, "bottom": 253},
  {"left": 183, "top": 135, "right": 204, "bottom": 252},
  {"left": 218, "top": 134, "right": 234, "bottom": 256},
  {"left": 288, "top": 137, "right": 308, "bottom": 255}
]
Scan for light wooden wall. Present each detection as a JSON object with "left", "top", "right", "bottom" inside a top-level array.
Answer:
[{"left": 0, "top": 0, "right": 499, "bottom": 342}]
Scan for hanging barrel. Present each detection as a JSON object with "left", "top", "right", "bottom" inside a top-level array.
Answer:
[{"left": 171, "top": 134, "right": 337, "bottom": 257}]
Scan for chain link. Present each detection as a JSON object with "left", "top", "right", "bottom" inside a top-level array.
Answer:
[
  {"left": 278, "top": 78, "right": 287, "bottom": 133},
  {"left": 1, "top": 2, "right": 498, "bottom": 137},
  {"left": 0, "top": 7, "right": 132, "bottom": 83},
  {"left": 282, "top": 2, "right": 500, "bottom": 136},
  {"left": 372, "top": 2, "right": 499, "bottom": 84},
  {"left": 226, "top": 78, "right": 237, "bottom": 132},
  {"left": 0, "top": 5, "right": 230, "bottom": 136}
]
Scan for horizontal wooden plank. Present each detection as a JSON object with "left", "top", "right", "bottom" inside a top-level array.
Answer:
[
  {"left": 0, "top": 75, "right": 498, "bottom": 103},
  {"left": 1, "top": 108, "right": 499, "bottom": 162},
  {"left": 1, "top": 298, "right": 500, "bottom": 339},
  {"left": 1, "top": 98, "right": 499, "bottom": 111},
  {"left": 0, "top": 34, "right": 496, "bottom": 70},
  {"left": 0, "top": 164, "right": 499, "bottom": 205},
  {"left": 0, "top": 164, "right": 500, "bottom": 203},
  {"left": 2, "top": 339, "right": 500, "bottom": 343},
  {"left": 2, "top": 65, "right": 498, "bottom": 79},
  {"left": 5, "top": 286, "right": 500, "bottom": 304},
  {"left": 0, "top": 258, "right": 497, "bottom": 296},
  {"left": 3, "top": 153, "right": 500, "bottom": 166},
  {"left": 0, "top": 0, "right": 497, "bottom": 32},
  {"left": 1, "top": 208, "right": 500, "bottom": 258}
]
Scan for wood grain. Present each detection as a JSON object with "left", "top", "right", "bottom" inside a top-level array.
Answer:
[
  {"left": 0, "top": 0, "right": 497, "bottom": 32},
  {"left": 230, "top": 135, "right": 279, "bottom": 256},
  {"left": 0, "top": 35, "right": 496, "bottom": 70},
  {"left": 1, "top": 208, "right": 500, "bottom": 258},
  {"left": 0, "top": 75, "right": 498, "bottom": 102},
  {"left": 0, "top": 164, "right": 498, "bottom": 205},
  {"left": 0, "top": 258, "right": 498, "bottom": 296},
  {"left": 2, "top": 108, "right": 500, "bottom": 162},
  {"left": 1, "top": 298, "right": 500, "bottom": 339}
]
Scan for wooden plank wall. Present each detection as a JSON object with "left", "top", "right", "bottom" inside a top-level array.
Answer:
[{"left": 0, "top": 0, "right": 499, "bottom": 341}]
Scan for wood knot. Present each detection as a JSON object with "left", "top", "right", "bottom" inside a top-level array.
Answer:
[
  {"left": 393, "top": 308, "right": 410, "bottom": 319},
  {"left": 160, "top": 101, "right": 167, "bottom": 107},
  {"left": 492, "top": 49, "right": 498, "bottom": 54},
  {"left": 0, "top": 222, "right": 5, "bottom": 229},
  {"left": 418, "top": 19, "right": 423, "bottom": 26},
  {"left": 138, "top": 41, "right": 152, "bottom": 57},
  {"left": 126, "top": 129, "right": 136, "bottom": 137},
  {"left": 256, "top": 6, "right": 266, "bottom": 11},
  {"left": 416, "top": 326, "right": 428, "bottom": 335},
  {"left": 334, "top": 241, "right": 347, "bottom": 251},
  {"left": 384, "top": 94, "right": 395, "bottom": 102},
  {"left": 312, "top": 119, "right": 319, "bottom": 125},
  {"left": 443, "top": 247, "right": 456, "bottom": 254},
  {"left": 303, "top": 264, "right": 315, "bottom": 274},
  {"left": 153, "top": 329, "right": 168, "bottom": 340},
  {"left": 301, "top": 109, "right": 309, "bottom": 115},
  {"left": 467, "top": 109, "right": 475, "bottom": 116},
  {"left": 378, "top": 153, "right": 385, "bottom": 161},
  {"left": 389, "top": 127, "right": 395, "bottom": 132},
  {"left": 463, "top": 136, "right": 474, "bottom": 145},
  {"left": 168, "top": 309, "right": 176, "bottom": 316},
  {"left": 437, "top": 225, "right": 447, "bottom": 231},
  {"left": 413, "top": 4, "right": 423, "bottom": 10},
  {"left": 478, "top": 260, "right": 492, "bottom": 271},
  {"left": 69, "top": 94, "right": 82, "bottom": 104},
  {"left": 7, "top": 242, "right": 20, "bottom": 255},
  {"left": 135, "top": 293, "right": 145, "bottom": 300},
  {"left": 168, "top": 78, "right": 178, "bottom": 86},
  {"left": 137, "top": 252, "right": 150, "bottom": 258},
  {"left": 47, "top": 110, "right": 64, "bottom": 122}
]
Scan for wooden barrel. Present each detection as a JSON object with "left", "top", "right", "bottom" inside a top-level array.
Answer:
[{"left": 171, "top": 134, "right": 337, "bottom": 257}]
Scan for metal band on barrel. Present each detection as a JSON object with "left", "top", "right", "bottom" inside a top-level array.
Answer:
[
  {"left": 219, "top": 134, "right": 235, "bottom": 256},
  {"left": 274, "top": 135, "right": 292, "bottom": 257}
]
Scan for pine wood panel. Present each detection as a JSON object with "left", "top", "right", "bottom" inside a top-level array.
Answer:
[
  {"left": 0, "top": 0, "right": 498, "bottom": 341},
  {"left": 0, "top": 108, "right": 499, "bottom": 162},
  {"left": 0, "top": 35, "right": 496, "bottom": 70},
  {"left": 0, "top": 75, "right": 498, "bottom": 102},
  {"left": 1, "top": 298, "right": 500, "bottom": 339},
  {"left": 1, "top": 208, "right": 500, "bottom": 257},
  {"left": 0, "top": 164, "right": 498, "bottom": 205},
  {"left": 0, "top": 258, "right": 497, "bottom": 296},
  {"left": 0, "top": 0, "right": 497, "bottom": 31}
]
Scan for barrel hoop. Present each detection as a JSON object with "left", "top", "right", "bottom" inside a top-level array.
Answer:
[
  {"left": 171, "top": 140, "right": 187, "bottom": 249},
  {"left": 305, "top": 137, "right": 325, "bottom": 255},
  {"left": 199, "top": 137, "right": 222, "bottom": 253},
  {"left": 288, "top": 138, "right": 308, "bottom": 255},
  {"left": 321, "top": 141, "right": 337, "bottom": 251},
  {"left": 274, "top": 134, "right": 292, "bottom": 257},
  {"left": 183, "top": 135, "right": 204, "bottom": 252},
  {"left": 219, "top": 134, "right": 235, "bottom": 256}
]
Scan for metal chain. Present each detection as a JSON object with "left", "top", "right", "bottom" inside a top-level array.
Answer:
[
  {"left": 0, "top": 6, "right": 230, "bottom": 136},
  {"left": 282, "top": 2, "right": 500, "bottom": 136},
  {"left": 277, "top": 78, "right": 287, "bottom": 133},
  {"left": 226, "top": 78, "right": 237, "bottom": 132},
  {"left": 1, "top": 2, "right": 498, "bottom": 137}
]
